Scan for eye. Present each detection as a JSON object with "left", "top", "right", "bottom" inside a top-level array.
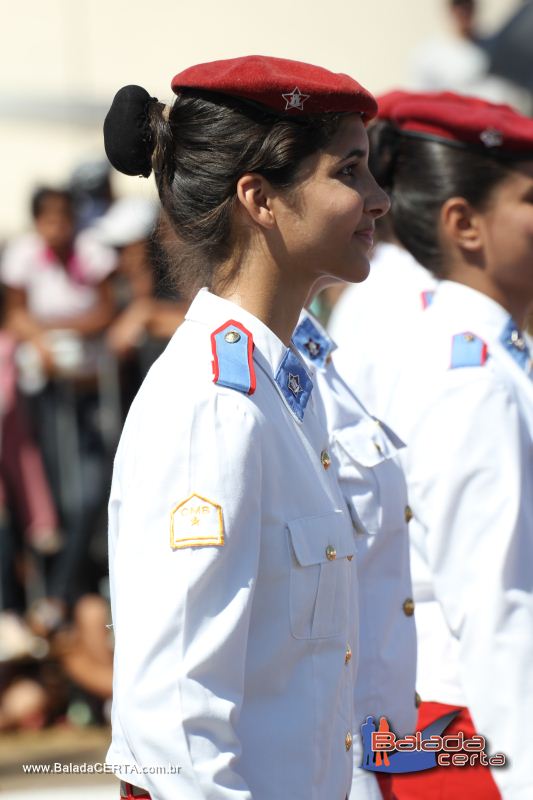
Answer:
[{"left": 338, "top": 161, "right": 360, "bottom": 179}]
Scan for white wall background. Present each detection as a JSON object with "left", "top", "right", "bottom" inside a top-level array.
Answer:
[{"left": 0, "top": 0, "right": 523, "bottom": 235}]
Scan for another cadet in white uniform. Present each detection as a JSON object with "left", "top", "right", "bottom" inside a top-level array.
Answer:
[
  {"left": 328, "top": 240, "right": 437, "bottom": 417},
  {"left": 369, "top": 92, "right": 533, "bottom": 800},
  {"left": 293, "top": 309, "right": 417, "bottom": 800},
  {"left": 328, "top": 92, "right": 439, "bottom": 419},
  {"left": 102, "top": 56, "right": 389, "bottom": 800}
]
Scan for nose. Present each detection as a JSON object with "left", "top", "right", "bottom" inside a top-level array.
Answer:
[{"left": 366, "top": 173, "right": 390, "bottom": 220}]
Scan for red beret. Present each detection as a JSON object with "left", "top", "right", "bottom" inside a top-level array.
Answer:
[
  {"left": 376, "top": 90, "right": 533, "bottom": 156},
  {"left": 171, "top": 55, "right": 377, "bottom": 122}
]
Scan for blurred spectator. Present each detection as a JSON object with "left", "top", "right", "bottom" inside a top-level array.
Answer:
[
  {"left": 1, "top": 187, "right": 116, "bottom": 377},
  {"left": 0, "top": 330, "right": 60, "bottom": 556},
  {"left": 0, "top": 594, "right": 112, "bottom": 731},
  {"left": 409, "top": 0, "right": 531, "bottom": 112},
  {"left": 0, "top": 187, "right": 118, "bottom": 611},
  {"left": 0, "top": 280, "right": 61, "bottom": 663},
  {"left": 69, "top": 159, "right": 114, "bottom": 231},
  {"left": 92, "top": 197, "right": 187, "bottom": 412}
]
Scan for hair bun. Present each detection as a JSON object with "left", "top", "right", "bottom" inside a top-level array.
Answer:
[{"left": 103, "top": 85, "right": 158, "bottom": 178}]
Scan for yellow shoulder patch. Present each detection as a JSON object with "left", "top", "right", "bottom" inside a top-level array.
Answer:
[{"left": 170, "top": 493, "right": 224, "bottom": 549}]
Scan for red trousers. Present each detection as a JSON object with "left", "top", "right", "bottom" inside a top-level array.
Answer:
[
  {"left": 391, "top": 702, "right": 501, "bottom": 800},
  {"left": 377, "top": 773, "right": 394, "bottom": 799},
  {"left": 120, "top": 783, "right": 151, "bottom": 799}
]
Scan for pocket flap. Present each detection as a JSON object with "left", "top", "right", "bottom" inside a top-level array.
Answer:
[
  {"left": 333, "top": 417, "right": 404, "bottom": 467},
  {"left": 288, "top": 510, "right": 355, "bottom": 566}
]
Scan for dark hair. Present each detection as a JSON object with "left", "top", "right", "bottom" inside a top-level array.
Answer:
[
  {"left": 31, "top": 187, "right": 73, "bottom": 220},
  {"left": 369, "top": 121, "right": 516, "bottom": 277},
  {"left": 148, "top": 91, "right": 343, "bottom": 299}
]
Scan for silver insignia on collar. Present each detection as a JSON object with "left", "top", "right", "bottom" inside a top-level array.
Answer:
[{"left": 287, "top": 373, "right": 302, "bottom": 396}]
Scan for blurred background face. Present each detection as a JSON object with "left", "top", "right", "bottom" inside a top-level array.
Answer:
[
  {"left": 479, "top": 161, "right": 533, "bottom": 304},
  {"left": 450, "top": 0, "right": 477, "bottom": 37},
  {"left": 34, "top": 196, "right": 74, "bottom": 253}
]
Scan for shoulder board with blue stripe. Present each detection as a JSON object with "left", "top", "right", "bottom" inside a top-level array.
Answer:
[
  {"left": 420, "top": 290, "right": 435, "bottom": 310},
  {"left": 450, "top": 332, "right": 488, "bottom": 369},
  {"left": 211, "top": 320, "right": 256, "bottom": 395}
]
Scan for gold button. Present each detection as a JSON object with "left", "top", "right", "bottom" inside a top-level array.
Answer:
[
  {"left": 321, "top": 450, "right": 331, "bottom": 470},
  {"left": 325, "top": 354, "right": 332, "bottom": 365},
  {"left": 404, "top": 505, "right": 413, "bottom": 523},
  {"left": 373, "top": 441, "right": 383, "bottom": 455},
  {"left": 403, "top": 598, "right": 415, "bottom": 617},
  {"left": 464, "top": 333, "right": 474, "bottom": 342},
  {"left": 415, "top": 692, "right": 422, "bottom": 708},
  {"left": 347, "top": 555, "right": 353, "bottom": 561},
  {"left": 325, "top": 545, "right": 337, "bottom": 561},
  {"left": 345, "top": 731, "right": 353, "bottom": 751},
  {"left": 224, "top": 330, "right": 241, "bottom": 344},
  {"left": 345, "top": 644, "right": 352, "bottom": 665}
]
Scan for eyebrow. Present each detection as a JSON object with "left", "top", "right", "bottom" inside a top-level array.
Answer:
[{"left": 338, "top": 147, "right": 367, "bottom": 162}]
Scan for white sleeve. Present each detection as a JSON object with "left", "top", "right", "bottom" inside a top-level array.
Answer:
[
  {"left": 109, "top": 389, "right": 263, "bottom": 800},
  {"left": 0, "top": 235, "right": 35, "bottom": 288},
  {"left": 75, "top": 229, "right": 118, "bottom": 283},
  {"left": 408, "top": 372, "right": 533, "bottom": 799}
]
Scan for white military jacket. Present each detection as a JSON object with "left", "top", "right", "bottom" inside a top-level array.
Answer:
[
  {"left": 107, "top": 289, "right": 358, "bottom": 800},
  {"left": 293, "top": 310, "right": 417, "bottom": 798},
  {"left": 381, "top": 281, "right": 533, "bottom": 800},
  {"left": 328, "top": 242, "right": 437, "bottom": 418}
]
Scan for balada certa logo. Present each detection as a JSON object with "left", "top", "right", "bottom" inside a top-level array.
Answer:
[{"left": 361, "top": 713, "right": 506, "bottom": 773}]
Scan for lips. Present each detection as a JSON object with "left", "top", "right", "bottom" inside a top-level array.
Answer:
[{"left": 353, "top": 227, "right": 374, "bottom": 247}]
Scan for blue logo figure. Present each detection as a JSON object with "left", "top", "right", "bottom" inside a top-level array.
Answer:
[{"left": 361, "top": 711, "right": 460, "bottom": 774}]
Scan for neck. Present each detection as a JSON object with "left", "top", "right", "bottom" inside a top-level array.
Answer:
[{"left": 214, "top": 252, "right": 312, "bottom": 346}]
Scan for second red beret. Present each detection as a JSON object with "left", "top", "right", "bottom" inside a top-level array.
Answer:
[{"left": 376, "top": 90, "right": 533, "bottom": 155}]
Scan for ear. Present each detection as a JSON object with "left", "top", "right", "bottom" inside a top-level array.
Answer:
[
  {"left": 440, "top": 196, "right": 483, "bottom": 253},
  {"left": 236, "top": 173, "right": 275, "bottom": 229}
]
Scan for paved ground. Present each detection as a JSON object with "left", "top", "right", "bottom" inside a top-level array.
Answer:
[{"left": 0, "top": 727, "right": 119, "bottom": 799}]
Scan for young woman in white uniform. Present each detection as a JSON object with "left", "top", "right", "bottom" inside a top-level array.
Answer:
[
  {"left": 369, "top": 91, "right": 533, "bottom": 799},
  {"left": 102, "top": 56, "right": 389, "bottom": 800}
]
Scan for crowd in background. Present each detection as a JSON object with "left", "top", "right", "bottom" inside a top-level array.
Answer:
[{"left": 0, "top": 162, "right": 187, "bottom": 733}]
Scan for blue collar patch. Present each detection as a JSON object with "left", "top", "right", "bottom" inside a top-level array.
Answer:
[
  {"left": 293, "top": 316, "right": 335, "bottom": 370},
  {"left": 275, "top": 349, "right": 313, "bottom": 422},
  {"left": 499, "top": 318, "right": 531, "bottom": 374}
]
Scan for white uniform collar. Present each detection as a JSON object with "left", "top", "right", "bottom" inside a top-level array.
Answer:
[{"left": 432, "top": 281, "right": 514, "bottom": 340}]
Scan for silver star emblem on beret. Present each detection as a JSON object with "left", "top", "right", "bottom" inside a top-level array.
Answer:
[
  {"left": 287, "top": 373, "right": 302, "bottom": 396},
  {"left": 480, "top": 128, "right": 503, "bottom": 148},
  {"left": 282, "top": 87, "right": 310, "bottom": 111}
]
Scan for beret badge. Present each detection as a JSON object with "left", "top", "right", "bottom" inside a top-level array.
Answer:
[{"left": 480, "top": 128, "right": 504, "bottom": 148}]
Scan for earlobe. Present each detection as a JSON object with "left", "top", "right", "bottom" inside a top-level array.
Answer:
[
  {"left": 441, "top": 196, "right": 483, "bottom": 253},
  {"left": 236, "top": 174, "right": 275, "bottom": 229}
]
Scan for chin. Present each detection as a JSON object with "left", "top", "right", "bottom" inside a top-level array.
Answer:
[{"left": 344, "top": 256, "right": 370, "bottom": 284}]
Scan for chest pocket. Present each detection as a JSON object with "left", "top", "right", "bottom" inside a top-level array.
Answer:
[
  {"left": 287, "top": 510, "right": 355, "bottom": 640},
  {"left": 332, "top": 418, "right": 407, "bottom": 536}
]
